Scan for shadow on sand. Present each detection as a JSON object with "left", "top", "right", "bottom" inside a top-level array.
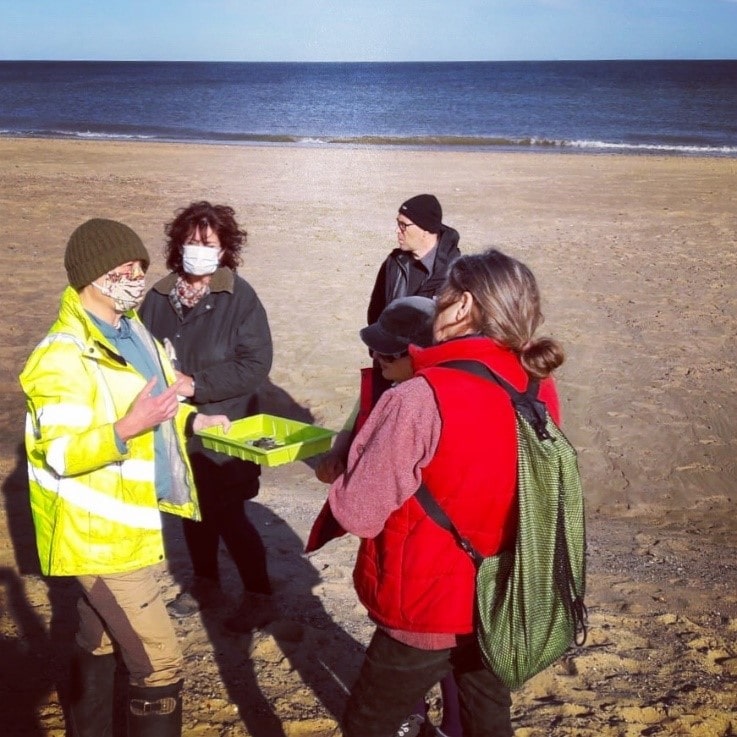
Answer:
[
  {"left": 163, "top": 379, "right": 364, "bottom": 735},
  {"left": 1, "top": 442, "right": 79, "bottom": 737},
  {"left": 1, "top": 379, "right": 362, "bottom": 736},
  {"left": 164, "top": 499, "right": 364, "bottom": 736}
]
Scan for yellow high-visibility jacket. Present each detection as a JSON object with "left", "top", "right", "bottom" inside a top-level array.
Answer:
[{"left": 19, "top": 286, "right": 200, "bottom": 576}]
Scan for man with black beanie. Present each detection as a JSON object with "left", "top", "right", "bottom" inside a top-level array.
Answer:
[{"left": 366, "top": 193, "right": 460, "bottom": 401}]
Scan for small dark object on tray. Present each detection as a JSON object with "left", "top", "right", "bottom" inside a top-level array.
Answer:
[
  {"left": 250, "top": 436, "right": 282, "bottom": 450},
  {"left": 196, "top": 414, "right": 336, "bottom": 467}
]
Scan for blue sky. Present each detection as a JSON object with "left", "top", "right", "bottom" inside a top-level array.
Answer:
[{"left": 2, "top": 0, "right": 737, "bottom": 62}]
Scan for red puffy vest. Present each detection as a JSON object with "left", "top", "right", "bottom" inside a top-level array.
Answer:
[{"left": 353, "top": 336, "right": 559, "bottom": 634}]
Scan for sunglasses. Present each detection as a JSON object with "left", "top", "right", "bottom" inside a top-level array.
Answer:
[{"left": 371, "top": 349, "right": 409, "bottom": 363}]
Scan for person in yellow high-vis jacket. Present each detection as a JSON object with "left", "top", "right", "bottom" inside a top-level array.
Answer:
[{"left": 19, "top": 218, "right": 230, "bottom": 737}]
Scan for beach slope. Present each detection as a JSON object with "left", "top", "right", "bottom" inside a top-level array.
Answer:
[{"left": 1, "top": 139, "right": 735, "bottom": 736}]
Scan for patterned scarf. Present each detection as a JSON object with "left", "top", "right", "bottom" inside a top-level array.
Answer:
[{"left": 170, "top": 275, "right": 210, "bottom": 317}]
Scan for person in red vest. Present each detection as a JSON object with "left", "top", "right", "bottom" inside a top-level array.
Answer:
[{"left": 328, "top": 248, "right": 564, "bottom": 737}]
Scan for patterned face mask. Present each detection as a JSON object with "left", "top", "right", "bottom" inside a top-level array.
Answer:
[{"left": 92, "top": 273, "right": 146, "bottom": 312}]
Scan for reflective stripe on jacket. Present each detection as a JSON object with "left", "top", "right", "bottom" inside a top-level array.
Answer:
[{"left": 19, "top": 286, "right": 199, "bottom": 576}]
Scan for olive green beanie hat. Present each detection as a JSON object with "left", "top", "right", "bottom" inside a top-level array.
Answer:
[{"left": 65, "top": 218, "right": 150, "bottom": 289}]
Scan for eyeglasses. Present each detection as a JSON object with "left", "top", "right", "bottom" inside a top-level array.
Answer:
[
  {"left": 396, "top": 219, "right": 416, "bottom": 234},
  {"left": 371, "top": 349, "right": 409, "bottom": 363}
]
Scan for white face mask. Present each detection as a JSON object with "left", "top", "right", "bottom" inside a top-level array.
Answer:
[
  {"left": 92, "top": 275, "right": 146, "bottom": 312},
  {"left": 182, "top": 244, "right": 221, "bottom": 276}
]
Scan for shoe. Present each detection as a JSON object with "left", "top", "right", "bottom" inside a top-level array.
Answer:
[
  {"left": 166, "top": 578, "right": 226, "bottom": 619},
  {"left": 127, "top": 679, "right": 182, "bottom": 737},
  {"left": 223, "top": 592, "right": 275, "bottom": 634},
  {"left": 395, "top": 714, "right": 428, "bottom": 737}
]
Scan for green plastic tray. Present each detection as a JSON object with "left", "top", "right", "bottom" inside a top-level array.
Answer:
[{"left": 195, "top": 413, "right": 335, "bottom": 467}]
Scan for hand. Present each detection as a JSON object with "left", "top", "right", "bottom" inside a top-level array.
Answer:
[
  {"left": 314, "top": 429, "right": 352, "bottom": 483},
  {"left": 174, "top": 371, "right": 195, "bottom": 398},
  {"left": 115, "top": 377, "right": 181, "bottom": 442},
  {"left": 193, "top": 413, "right": 231, "bottom": 434},
  {"left": 315, "top": 452, "right": 346, "bottom": 484}
]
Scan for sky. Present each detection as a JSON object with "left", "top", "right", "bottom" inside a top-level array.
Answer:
[{"left": 2, "top": 0, "right": 737, "bottom": 62}]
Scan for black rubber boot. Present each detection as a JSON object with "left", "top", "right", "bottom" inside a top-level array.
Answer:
[
  {"left": 68, "top": 645, "right": 116, "bottom": 737},
  {"left": 126, "top": 679, "right": 183, "bottom": 737}
]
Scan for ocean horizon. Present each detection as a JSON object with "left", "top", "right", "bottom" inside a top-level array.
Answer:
[{"left": 1, "top": 60, "right": 736, "bottom": 156}]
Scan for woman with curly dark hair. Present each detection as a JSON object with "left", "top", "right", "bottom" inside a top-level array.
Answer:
[
  {"left": 162, "top": 201, "right": 246, "bottom": 275},
  {"left": 140, "top": 201, "right": 275, "bottom": 632}
]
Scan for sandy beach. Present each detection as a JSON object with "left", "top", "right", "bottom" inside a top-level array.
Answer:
[{"left": 1, "top": 137, "right": 736, "bottom": 736}]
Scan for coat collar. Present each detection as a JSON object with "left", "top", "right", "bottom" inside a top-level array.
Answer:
[
  {"left": 150, "top": 267, "right": 235, "bottom": 295},
  {"left": 410, "top": 335, "right": 529, "bottom": 391}
]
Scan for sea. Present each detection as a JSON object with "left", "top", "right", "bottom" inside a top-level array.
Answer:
[{"left": 1, "top": 60, "right": 736, "bottom": 156}]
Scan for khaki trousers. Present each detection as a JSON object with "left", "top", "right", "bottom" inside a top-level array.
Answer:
[{"left": 76, "top": 564, "right": 183, "bottom": 687}]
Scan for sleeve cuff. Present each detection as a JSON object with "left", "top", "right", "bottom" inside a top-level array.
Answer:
[{"left": 185, "top": 413, "right": 197, "bottom": 437}]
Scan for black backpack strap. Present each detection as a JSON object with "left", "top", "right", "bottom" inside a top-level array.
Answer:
[
  {"left": 437, "top": 359, "right": 553, "bottom": 441},
  {"left": 415, "top": 358, "right": 553, "bottom": 565},
  {"left": 416, "top": 483, "right": 482, "bottom": 565}
]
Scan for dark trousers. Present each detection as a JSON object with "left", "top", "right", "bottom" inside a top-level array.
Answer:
[
  {"left": 184, "top": 461, "right": 270, "bottom": 595},
  {"left": 343, "top": 629, "right": 513, "bottom": 737}
]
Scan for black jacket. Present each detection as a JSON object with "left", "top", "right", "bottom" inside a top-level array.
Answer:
[
  {"left": 366, "top": 224, "right": 461, "bottom": 325},
  {"left": 139, "top": 267, "right": 273, "bottom": 485}
]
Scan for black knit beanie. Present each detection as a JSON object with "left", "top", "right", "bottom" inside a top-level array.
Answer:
[
  {"left": 64, "top": 218, "right": 150, "bottom": 289},
  {"left": 398, "top": 194, "right": 443, "bottom": 234}
]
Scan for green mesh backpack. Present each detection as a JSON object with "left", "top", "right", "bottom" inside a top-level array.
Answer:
[{"left": 416, "top": 360, "right": 587, "bottom": 690}]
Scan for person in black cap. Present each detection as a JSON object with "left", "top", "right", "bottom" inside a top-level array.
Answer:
[
  {"left": 314, "top": 296, "right": 437, "bottom": 488},
  {"left": 312, "top": 296, "right": 464, "bottom": 737},
  {"left": 367, "top": 194, "right": 460, "bottom": 402},
  {"left": 360, "top": 295, "right": 437, "bottom": 380},
  {"left": 361, "top": 297, "right": 465, "bottom": 737}
]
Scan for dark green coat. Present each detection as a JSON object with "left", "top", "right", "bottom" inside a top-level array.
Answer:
[{"left": 139, "top": 267, "right": 272, "bottom": 489}]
